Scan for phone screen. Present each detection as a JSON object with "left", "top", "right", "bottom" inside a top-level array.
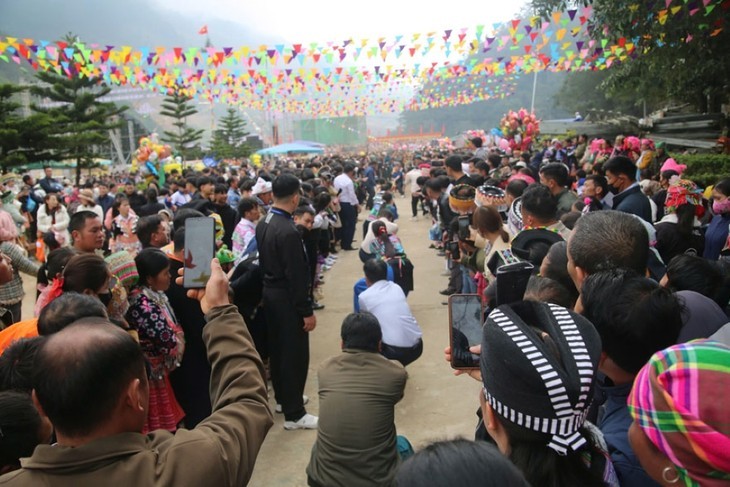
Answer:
[
  {"left": 183, "top": 217, "right": 215, "bottom": 289},
  {"left": 448, "top": 294, "right": 484, "bottom": 369}
]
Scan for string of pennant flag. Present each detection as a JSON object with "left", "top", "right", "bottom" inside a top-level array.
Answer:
[{"left": 0, "top": 0, "right": 726, "bottom": 117}]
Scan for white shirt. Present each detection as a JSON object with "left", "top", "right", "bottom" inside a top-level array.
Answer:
[
  {"left": 334, "top": 173, "right": 358, "bottom": 205},
  {"left": 359, "top": 280, "right": 422, "bottom": 348},
  {"left": 170, "top": 191, "right": 191, "bottom": 208},
  {"left": 405, "top": 169, "right": 421, "bottom": 195}
]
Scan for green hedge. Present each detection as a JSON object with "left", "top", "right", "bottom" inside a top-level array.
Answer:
[{"left": 671, "top": 153, "right": 730, "bottom": 188}]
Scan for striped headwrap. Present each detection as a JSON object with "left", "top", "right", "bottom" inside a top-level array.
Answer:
[
  {"left": 628, "top": 340, "right": 730, "bottom": 487},
  {"left": 481, "top": 302, "right": 601, "bottom": 455}
]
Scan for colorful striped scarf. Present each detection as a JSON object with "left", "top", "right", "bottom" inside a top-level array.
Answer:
[{"left": 628, "top": 340, "right": 730, "bottom": 486}]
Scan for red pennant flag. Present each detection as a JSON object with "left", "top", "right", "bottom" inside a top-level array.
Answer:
[{"left": 198, "top": 25, "right": 208, "bottom": 35}]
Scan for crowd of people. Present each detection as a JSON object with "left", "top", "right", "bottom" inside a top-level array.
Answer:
[{"left": 0, "top": 130, "right": 727, "bottom": 486}]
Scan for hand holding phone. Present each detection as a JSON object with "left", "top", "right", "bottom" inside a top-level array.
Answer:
[
  {"left": 448, "top": 294, "right": 484, "bottom": 370},
  {"left": 183, "top": 217, "right": 216, "bottom": 289}
]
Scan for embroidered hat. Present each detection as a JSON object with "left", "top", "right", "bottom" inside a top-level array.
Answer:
[
  {"left": 481, "top": 301, "right": 601, "bottom": 455},
  {"left": 105, "top": 251, "right": 139, "bottom": 289}
]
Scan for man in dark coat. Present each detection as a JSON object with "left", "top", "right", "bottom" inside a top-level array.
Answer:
[{"left": 604, "top": 156, "right": 652, "bottom": 222}]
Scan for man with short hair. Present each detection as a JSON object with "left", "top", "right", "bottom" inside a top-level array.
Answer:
[
  {"left": 539, "top": 163, "right": 578, "bottom": 215},
  {"left": 582, "top": 174, "right": 613, "bottom": 212},
  {"left": 334, "top": 164, "right": 360, "bottom": 251},
  {"left": 136, "top": 215, "right": 169, "bottom": 249},
  {"left": 227, "top": 176, "right": 241, "bottom": 210},
  {"left": 170, "top": 179, "right": 192, "bottom": 210},
  {"left": 39, "top": 166, "right": 62, "bottom": 194},
  {"left": 1, "top": 260, "right": 273, "bottom": 486},
  {"left": 123, "top": 181, "right": 146, "bottom": 214},
  {"left": 566, "top": 210, "right": 649, "bottom": 290},
  {"left": 213, "top": 184, "right": 238, "bottom": 249},
  {"left": 96, "top": 182, "right": 115, "bottom": 217},
  {"left": 192, "top": 176, "right": 215, "bottom": 202},
  {"left": 306, "top": 312, "right": 407, "bottom": 487},
  {"left": 232, "top": 198, "right": 260, "bottom": 262},
  {"left": 404, "top": 165, "right": 422, "bottom": 220},
  {"left": 444, "top": 155, "right": 477, "bottom": 188},
  {"left": 256, "top": 174, "right": 318, "bottom": 430},
  {"left": 579, "top": 269, "right": 682, "bottom": 487},
  {"left": 520, "top": 184, "right": 572, "bottom": 240},
  {"left": 358, "top": 259, "right": 422, "bottom": 366},
  {"left": 604, "top": 156, "right": 652, "bottom": 222},
  {"left": 69, "top": 211, "right": 105, "bottom": 254}
]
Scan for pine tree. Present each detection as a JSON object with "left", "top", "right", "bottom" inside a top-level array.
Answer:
[
  {"left": 159, "top": 90, "right": 204, "bottom": 160},
  {"left": 210, "top": 107, "right": 251, "bottom": 161},
  {"left": 0, "top": 84, "right": 56, "bottom": 170},
  {"left": 30, "top": 38, "right": 126, "bottom": 184}
]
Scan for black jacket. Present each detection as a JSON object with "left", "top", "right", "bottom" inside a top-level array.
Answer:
[
  {"left": 255, "top": 208, "right": 313, "bottom": 317},
  {"left": 612, "top": 185, "right": 652, "bottom": 223}
]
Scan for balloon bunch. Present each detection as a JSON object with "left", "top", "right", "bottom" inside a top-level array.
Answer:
[
  {"left": 134, "top": 134, "right": 175, "bottom": 176},
  {"left": 498, "top": 108, "right": 540, "bottom": 152},
  {"left": 465, "top": 129, "right": 487, "bottom": 145}
]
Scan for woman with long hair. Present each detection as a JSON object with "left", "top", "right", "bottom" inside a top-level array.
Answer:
[
  {"left": 109, "top": 196, "right": 141, "bottom": 254},
  {"left": 472, "top": 206, "right": 511, "bottom": 284},
  {"left": 36, "top": 193, "right": 70, "bottom": 248},
  {"left": 654, "top": 179, "right": 705, "bottom": 263},
  {"left": 126, "top": 248, "right": 185, "bottom": 433}
]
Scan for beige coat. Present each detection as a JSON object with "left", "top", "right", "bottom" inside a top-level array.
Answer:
[{"left": 0, "top": 305, "right": 273, "bottom": 487}]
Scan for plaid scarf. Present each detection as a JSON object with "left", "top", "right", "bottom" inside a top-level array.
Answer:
[{"left": 628, "top": 340, "right": 730, "bottom": 486}]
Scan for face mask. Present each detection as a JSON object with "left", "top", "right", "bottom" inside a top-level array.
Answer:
[
  {"left": 98, "top": 292, "right": 112, "bottom": 307},
  {"left": 713, "top": 199, "right": 730, "bottom": 215}
]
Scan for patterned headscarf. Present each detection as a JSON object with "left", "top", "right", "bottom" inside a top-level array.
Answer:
[
  {"left": 628, "top": 340, "right": 730, "bottom": 487},
  {"left": 665, "top": 179, "right": 704, "bottom": 216}
]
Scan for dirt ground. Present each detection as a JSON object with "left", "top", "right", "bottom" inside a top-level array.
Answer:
[{"left": 17, "top": 196, "right": 482, "bottom": 486}]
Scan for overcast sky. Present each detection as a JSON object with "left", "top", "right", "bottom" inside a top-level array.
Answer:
[{"left": 152, "top": 0, "right": 526, "bottom": 44}]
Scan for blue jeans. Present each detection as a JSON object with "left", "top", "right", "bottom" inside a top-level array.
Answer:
[{"left": 461, "top": 265, "right": 477, "bottom": 294}]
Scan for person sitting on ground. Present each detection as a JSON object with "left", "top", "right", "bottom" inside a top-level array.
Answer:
[
  {"left": 393, "top": 439, "right": 529, "bottom": 487},
  {"left": 539, "top": 163, "right": 578, "bottom": 216},
  {"left": 604, "top": 156, "right": 652, "bottom": 222},
  {"left": 579, "top": 269, "right": 683, "bottom": 487},
  {"left": 479, "top": 301, "right": 616, "bottom": 487},
  {"left": 0, "top": 258, "right": 273, "bottom": 486},
  {"left": 358, "top": 259, "right": 423, "bottom": 367},
  {"left": 359, "top": 208, "right": 398, "bottom": 263},
  {"left": 369, "top": 220, "right": 414, "bottom": 296},
  {"left": 628, "top": 341, "right": 730, "bottom": 487},
  {"left": 306, "top": 312, "right": 408, "bottom": 487}
]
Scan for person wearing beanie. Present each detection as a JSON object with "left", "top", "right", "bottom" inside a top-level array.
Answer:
[
  {"left": 479, "top": 301, "right": 617, "bottom": 487},
  {"left": 628, "top": 341, "right": 730, "bottom": 487}
]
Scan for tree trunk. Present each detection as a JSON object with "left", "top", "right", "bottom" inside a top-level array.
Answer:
[{"left": 76, "top": 157, "right": 81, "bottom": 186}]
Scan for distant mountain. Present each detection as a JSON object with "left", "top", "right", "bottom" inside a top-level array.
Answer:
[{"left": 0, "top": 0, "right": 265, "bottom": 48}]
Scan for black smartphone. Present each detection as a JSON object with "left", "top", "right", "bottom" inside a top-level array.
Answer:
[
  {"left": 457, "top": 215, "right": 471, "bottom": 241},
  {"left": 495, "top": 261, "right": 534, "bottom": 306},
  {"left": 448, "top": 294, "right": 484, "bottom": 370},
  {"left": 183, "top": 217, "right": 216, "bottom": 289}
]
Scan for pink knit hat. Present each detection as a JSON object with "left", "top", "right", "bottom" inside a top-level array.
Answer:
[{"left": 660, "top": 158, "right": 687, "bottom": 175}]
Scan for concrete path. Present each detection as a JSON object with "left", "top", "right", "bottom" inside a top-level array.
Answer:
[
  {"left": 16, "top": 196, "right": 481, "bottom": 486},
  {"left": 248, "top": 197, "right": 479, "bottom": 486}
]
